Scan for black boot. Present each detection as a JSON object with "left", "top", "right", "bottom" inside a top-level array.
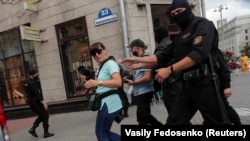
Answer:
[
  {"left": 44, "top": 127, "right": 54, "bottom": 138},
  {"left": 28, "top": 126, "right": 38, "bottom": 137},
  {"left": 44, "top": 132, "right": 54, "bottom": 138},
  {"left": 123, "top": 110, "right": 129, "bottom": 117}
]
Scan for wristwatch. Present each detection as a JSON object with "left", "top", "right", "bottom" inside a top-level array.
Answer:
[
  {"left": 99, "top": 81, "right": 103, "bottom": 86},
  {"left": 136, "top": 63, "right": 140, "bottom": 69}
]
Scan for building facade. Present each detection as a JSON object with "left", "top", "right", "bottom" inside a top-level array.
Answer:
[
  {"left": 217, "top": 15, "right": 250, "bottom": 57},
  {"left": 0, "top": 0, "right": 202, "bottom": 110}
]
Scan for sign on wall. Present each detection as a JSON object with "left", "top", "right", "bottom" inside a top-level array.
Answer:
[
  {"left": 94, "top": 8, "right": 118, "bottom": 26},
  {"left": 23, "top": 2, "right": 38, "bottom": 12},
  {"left": 20, "top": 25, "right": 41, "bottom": 42}
]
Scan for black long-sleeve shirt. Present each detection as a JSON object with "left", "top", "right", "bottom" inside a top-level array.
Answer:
[{"left": 24, "top": 79, "right": 43, "bottom": 102}]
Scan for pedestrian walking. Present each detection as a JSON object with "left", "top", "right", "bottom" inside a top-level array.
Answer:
[
  {"left": 240, "top": 53, "right": 249, "bottom": 75},
  {"left": 23, "top": 70, "right": 54, "bottom": 138},
  {"left": 125, "top": 39, "right": 162, "bottom": 125}
]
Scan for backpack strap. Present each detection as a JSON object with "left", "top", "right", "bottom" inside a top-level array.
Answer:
[
  {"left": 100, "top": 90, "right": 119, "bottom": 99},
  {"left": 96, "top": 59, "right": 110, "bottom": 77}
]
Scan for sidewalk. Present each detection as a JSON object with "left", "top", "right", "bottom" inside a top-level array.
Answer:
[{"left": 7, "top": 73, "right": 250, "bottom": 141}]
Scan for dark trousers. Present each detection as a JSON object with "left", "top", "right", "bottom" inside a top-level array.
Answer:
[
  {"left": 221, "top": 92, "right": 241, "bottom": 125},
  {"left": 167, "top": 78, "right": 231, "bottom": 125},
  {"left": 29, "top": 99, "right": 49, "bottom": 128},
  {"left": 95, "top": 103, "right": 121, "bottom": 141},
  {"left": 135, "top": 91, "right": 162, "bottom": 125},
  {"left": 162, "top": 80, "right": 183, "bottom": 115}
]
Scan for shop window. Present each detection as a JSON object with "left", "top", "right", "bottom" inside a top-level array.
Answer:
[
  {"left": 56, "top": 17, "right": 92, "bottom": 98},
  {"left": 0, "top": 28, "right": 38, "bottom": 106},
  {"left": 22, "top": 40, "right": 35, "bottom": 53},
  {"left": 59, "top": 23, "right": 85, "bottom": 39},
  {"left": 1, "top": 30, "right": 21, "bottom": 58}
]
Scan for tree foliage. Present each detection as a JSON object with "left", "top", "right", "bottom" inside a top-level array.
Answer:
[{"left": 240, "top": 45, "right": 250, "bottom": 57}]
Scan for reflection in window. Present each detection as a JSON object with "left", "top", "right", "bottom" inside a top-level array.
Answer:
[
  {"left": 61, "top": 39, "right": 91, "bottom": 97},
  {"left": 0, "top": 28, "right": 38, "bottom": 107},
  {"left": 59, "top": 23, "right": 84, "bottom": 39},
  {"left": 24, "top": 53, "right": 38, "bottom": 73},
  {"left": 3, "top": 56, "right": 26, "bottom": 106},
  {"left": 56, "top": 17, "right": 91, "bottom": 98},
  {"left": 22, "top": 40, "right": 35, "bottom": 53},
  {"left": 1, "top": 30, "right": 21, "bottom": 58}
]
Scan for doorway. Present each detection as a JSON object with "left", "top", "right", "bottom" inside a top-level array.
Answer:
[{"left": 56, "top": 17, "right": 93, "bottom": 98}]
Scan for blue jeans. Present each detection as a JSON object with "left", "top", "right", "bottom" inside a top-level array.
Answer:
[{"left": 95, "top": 103, "right": 121, "bottom": 141}]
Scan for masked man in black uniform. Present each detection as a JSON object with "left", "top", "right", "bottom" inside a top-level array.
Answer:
[
  {"left": 158, "top": 0, "right": 231, "bottom": 125},
  {"left": 24, "top": 70, "right": 54, "bottom": 138}
]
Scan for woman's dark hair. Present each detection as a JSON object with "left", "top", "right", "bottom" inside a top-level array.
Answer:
[
  {"left": 77, "top": 66, "right": 95, "bottom": 80},
  {"left": 90, "top": 42, "right": 106, "bottom": 52}
]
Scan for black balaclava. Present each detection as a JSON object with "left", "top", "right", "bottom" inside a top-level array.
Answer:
[
  {"left": 155, "top": 25, "right": 169, "bottom": 44},
  {"left": 170, "top": 0, "right": 194, "bottom": 29}
]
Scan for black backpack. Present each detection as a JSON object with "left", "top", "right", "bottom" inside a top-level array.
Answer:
[{"left": 117, "top": 63, "right": 130, "bottom": 110}]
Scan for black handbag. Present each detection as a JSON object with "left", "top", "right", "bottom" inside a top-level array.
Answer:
[
  {"left": 88, "top": 94, "right": 101, "bottom": 111},
  {"left": 88, "top": 90, "right": 120, "bottom": 111}
]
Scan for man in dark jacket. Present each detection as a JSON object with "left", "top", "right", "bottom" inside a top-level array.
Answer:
[
  {"left": 153, "top": 25, "right": 182, "bottom": 115},
  {"left": 24, "top": 70, "right": 54, "bottom": 138}
]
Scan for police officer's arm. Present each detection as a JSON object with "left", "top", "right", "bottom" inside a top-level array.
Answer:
[
  {"left": 216, "top": 49, "right": 232, "bottom": 97},
  {"left": 121, "top": 55, "right": 158, "bottom": 71},
  {"left": 155, "top": 57, "right": 197, "bottom": 83},
  {"left": 122, "top": 55, "right": 158, "bottom": 64},
  {"left": 134, "top": 41, "right": 173, "bottom": 70},
  {"left": 125, "top": 62, "right": 157, "bottom": 70},
  {"left": 122, "top": 43, "right": 174, "bottom": 69}
]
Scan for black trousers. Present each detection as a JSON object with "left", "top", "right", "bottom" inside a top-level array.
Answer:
[
  {"left": 162, "top": 80, "right": 183, "bottom": 115},
  {"left": 29, "top": 99, "right": 49, "bottom": 128},
  {"left": 221, "top": 92, "right": 241, "bottom": 125},
  {"left": 167, "top": 78, "right": 231, "bottom": 125},
  {"left": 135, "top": 91, "right": 162, "bottom": 125}
]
